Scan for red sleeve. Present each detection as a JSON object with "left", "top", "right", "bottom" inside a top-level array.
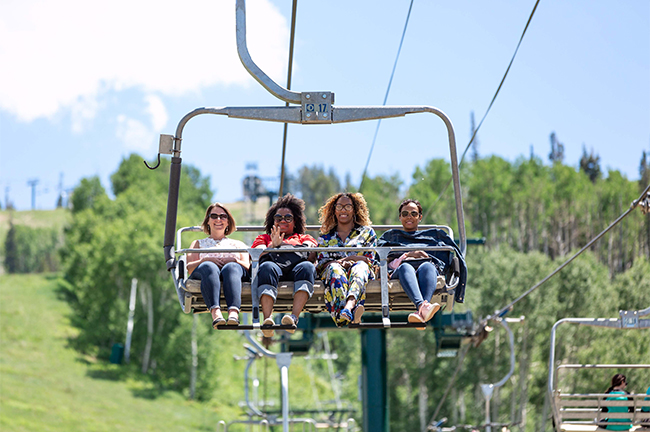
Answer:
[
  {"left": 300, "top": 234, "right": 317, "bottom": 246},
  {"left": 252, "top": 234, "right": 271, "bottom": 248}
]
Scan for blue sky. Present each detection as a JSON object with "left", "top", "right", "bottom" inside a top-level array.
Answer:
[{"left": 1, "top": 0, "right": 648, "bottom": 211}]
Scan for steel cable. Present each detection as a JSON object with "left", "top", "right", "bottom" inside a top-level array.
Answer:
[
  {"left": 423, "top": 0, "right": 541, "bottom": 219},
  {"left": 359, "top": 0, "right": 415, "bottom": 192}
]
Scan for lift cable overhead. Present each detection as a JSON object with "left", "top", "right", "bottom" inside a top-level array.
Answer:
[
  {"left": 359, "top": 0, "right": 415, "bottom": 192},
  {"left": 423, "top": 0, "right": 541, "bottom": 220}
]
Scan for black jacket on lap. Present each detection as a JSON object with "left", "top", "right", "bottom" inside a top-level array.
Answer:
[{"left": 378, "top": 228, "right": 467, "bottom": 303}]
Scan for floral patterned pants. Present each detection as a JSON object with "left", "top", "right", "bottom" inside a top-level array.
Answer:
[{"left": 321, "top": 261, "right": 371, "bottom": 327}]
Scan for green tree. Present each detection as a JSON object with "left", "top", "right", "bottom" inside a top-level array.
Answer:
[
  {"left": 295, "top": 165, "right": 341, "bottom": 224},
  {"left": 60, "top": 154, "right": 216, "bottom": 397},
  {"left": 70, "top": 176, "right": 107, "bottom": 214},
  {"left": 3, "top": 222, "right": 61, "bottom": 273},
  {"left": 409, "top": 159, "right": 460, "bottom": 231},
  {"left": 359, "top": 173, "right": 402, "bottom": 225},
  {"left": 579, "top": 145, "right": 602, "bottom": 183},
  {"left": 548, "top": 132, "right": 565, "bottom": 164},
  {"left": 4, "top": 221, "right": 18, "bottom": 272}
]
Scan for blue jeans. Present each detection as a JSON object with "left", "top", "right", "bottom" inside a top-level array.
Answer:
[
  {"left": 256, "top": 261, "right": 315, "bottom": 302},
  {"left": 189, "top": 261, "right": 246, "bottom": 311},
  {"left": 392, "top": 261, "right": 438, "bottom": 309}
]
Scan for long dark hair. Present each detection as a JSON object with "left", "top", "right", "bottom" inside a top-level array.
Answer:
[
  {"left": 263, "top": 194, "right": 307, "bottom": 234},
  {"left": 606, "top": 374, "right": 627, "bottom": 393}
]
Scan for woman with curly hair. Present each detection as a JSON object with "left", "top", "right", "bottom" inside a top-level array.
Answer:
[
  {"left": 252, "top": 194, "right": 317, "bottom": 337},
  {"left": 316, "top": 192, "right": 377, "bottom": 327}
]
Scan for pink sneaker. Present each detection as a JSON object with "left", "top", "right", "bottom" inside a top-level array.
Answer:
[{"left": 419, "top": 301, "right": 440, "bottom": 322}]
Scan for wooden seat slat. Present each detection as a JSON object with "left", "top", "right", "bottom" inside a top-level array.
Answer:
[
  {"left": 560, "top": 400, "right": 650, "bottom": 408},
  {"left": 556, "top": 393, "right": 650, "bottom": 432}
]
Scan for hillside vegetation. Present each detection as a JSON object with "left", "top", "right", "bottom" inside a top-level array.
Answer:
[{"left": 0, "top": 274, "right": 226, "bottom": 431}]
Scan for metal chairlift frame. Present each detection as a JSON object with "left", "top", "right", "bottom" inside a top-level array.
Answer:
[
  {"left": 544, "top": 306, "right": 650, "bottom": 432},
  {"left": 158, "top": 0, "right": 467, "bottom": 329}
]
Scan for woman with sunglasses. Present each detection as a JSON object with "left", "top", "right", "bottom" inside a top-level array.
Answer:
[
  {"left": 316, "top": 193, "right": 377, "bottom": 327},
  {"left": 186, "top": 203, "right": 250, "bottom": 328},
  {"left": 252, "top": 194, "right": 317, "bottom": 337},
  {"left": 378, "top": 199, "right": 444, "bottom": 326}
]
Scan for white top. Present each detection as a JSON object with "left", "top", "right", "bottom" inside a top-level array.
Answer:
[{"left": 198, "top": 237, "right": 248, "bottom": 259}]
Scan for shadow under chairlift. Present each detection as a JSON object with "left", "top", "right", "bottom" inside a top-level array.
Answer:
[
  {"left": 151, "top": 0, "right": 468, "bottom": 332},
  {"left": 543, "top": 306, "right": 650, "bottom": 432}
]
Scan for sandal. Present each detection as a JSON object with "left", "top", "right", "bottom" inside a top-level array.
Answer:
[
  {"left": 212, "top": 316, "right": 226, "bottom": 329},
  {"left": 281, "top": 314, "right": 298, "bottom": 334},
  {"left": 227, "top": 309, "right": 240, "bottom": 325},
  {"left": 261, "top": 317, "right": 275, "bottom": 338},
  {"left": 340, "top": 308, "right": 353, "bottom": 324},
  {"left": 352, "top": 305, "right": 365, "bottom": 324}
]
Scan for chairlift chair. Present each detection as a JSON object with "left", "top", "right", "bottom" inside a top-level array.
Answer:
[
  {"left": 545, "top": 307, "right": 650, "bottom": 432},
  {"left": 153, "top": 0, "right": 468, "bottom": 331}
]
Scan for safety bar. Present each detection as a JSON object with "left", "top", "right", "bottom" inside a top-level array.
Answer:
[{"left": 176, "top": 224, "right": 454, "bottom": 249}]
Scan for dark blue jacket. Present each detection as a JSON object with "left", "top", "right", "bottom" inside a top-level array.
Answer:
[{"left": 378, "top": 228, "right": 467, "bottom": 303}]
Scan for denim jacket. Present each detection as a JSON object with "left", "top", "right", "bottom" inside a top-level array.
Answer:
[{"left": 378, "top": 228, "right": 467, "bottom": 303}]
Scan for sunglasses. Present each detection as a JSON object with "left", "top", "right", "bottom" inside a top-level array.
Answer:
[
  {"left": 335, "top": 204, "right": 353, "bottom": 211},
  {"left": 274, "top": 214, "right": 294, "bottom": 222},
  {"left": 209, "top": 213, "right": 228, "bottom": 220},
  {"left": 400, "top": 210, "right": 420, "bottom": 218}
]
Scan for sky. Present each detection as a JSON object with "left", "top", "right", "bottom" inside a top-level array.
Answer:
[{"left": 1, "top": 0, "right": 649, "bottom": 211}]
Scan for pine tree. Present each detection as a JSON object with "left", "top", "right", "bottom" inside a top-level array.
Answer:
[
  {"left": 548, "top": 132, "right": 565, "bottom": 163},
  {"left": 579, "top": 145, "right": 601, "bottom": 183},
  {"left": 4, "top": 221, "right": 18, "bottom": 273}
]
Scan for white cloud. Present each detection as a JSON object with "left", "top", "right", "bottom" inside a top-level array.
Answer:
[
  {"left": 70, "top": 94, "right": 101, "bottom": 133},
  {"left": 0, "top": 0, "right": 289, "bottom": 122},
  {"left": 116, "top": 114, "right": 154, "bottom": 152},
  {"left": 145, "top": 95, "right": 168, "bottom": 132}
]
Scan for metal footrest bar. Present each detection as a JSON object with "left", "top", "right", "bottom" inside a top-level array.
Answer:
[{"left": 216, "top": 324, "right": 298, "bottom": 331}]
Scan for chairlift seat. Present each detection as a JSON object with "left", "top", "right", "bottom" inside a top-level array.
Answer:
[
  {"left": 183, "top": 276, "right": 452, "bottom": 314},
  {"left": 553, "top": 393, "right": 650, "bottom": 432}
]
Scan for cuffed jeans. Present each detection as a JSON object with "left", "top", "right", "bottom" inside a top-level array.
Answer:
[
  {"left": 392, "top": 261, "right": 438, "bottom": 309},
  {"left": 189, "top": 261, "right": 246, "bottom": 311},
  {"left": 256, "top": 261, "right": 316, "bottom": 302}
]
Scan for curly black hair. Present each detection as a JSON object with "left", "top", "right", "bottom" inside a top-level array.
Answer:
[{"left": 263, "top": 193, "right": 307, "bottom": 234}]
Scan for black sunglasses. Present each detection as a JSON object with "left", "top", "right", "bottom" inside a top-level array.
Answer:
[
  {"left": 209, "top": 213, "right": 228, "bottom": 220},
  {"left": 400, "top": 210, "right": 420, "bottom": 218},
  {"left": 274, "top": 214, "right": 294, "bottom": 222}
]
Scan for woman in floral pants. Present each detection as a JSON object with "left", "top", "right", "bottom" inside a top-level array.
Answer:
[{"left": 316, "top": 193, "right": 377, "bottom": 327}]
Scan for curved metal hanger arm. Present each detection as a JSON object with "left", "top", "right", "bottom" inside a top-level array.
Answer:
[{"left": 236, "top": 0, "right": 301, "bottom": 104}]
